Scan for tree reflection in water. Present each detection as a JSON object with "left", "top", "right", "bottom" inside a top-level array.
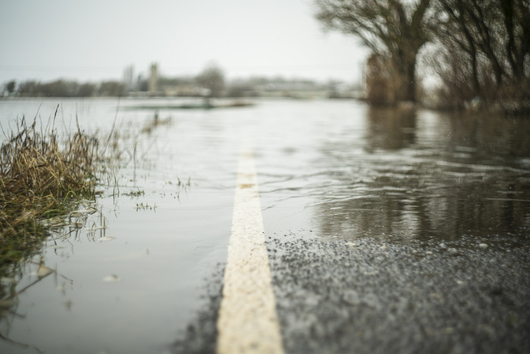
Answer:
[{"left": 315, "top": 107, "right": 530, "bottom": 243}]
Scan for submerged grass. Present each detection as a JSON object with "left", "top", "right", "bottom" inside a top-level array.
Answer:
[
  {"left": 0, "top": 115, "right": 99, "bottom": 265},
  {"left": 0, "top": 109, "right": 182, "bottom": 266},
  {"left": 140, "top": 113, "right": 172, "bottom": 134}
]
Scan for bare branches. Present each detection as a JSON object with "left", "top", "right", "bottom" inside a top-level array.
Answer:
[
  {"left": 314, "top": 0, "right": 530, "bottom": 109},
  {"left": 314, "top": 0, "right": 432, "bottom": 103},
  {"left": 430, "top": 0, "right": 530, "bottom": 108}
]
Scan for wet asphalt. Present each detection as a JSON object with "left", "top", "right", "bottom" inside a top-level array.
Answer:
[
  {"left": 267, "top": 232, "right": 530, "bottom": 354},
  {"left": 172, "top": 230, "right": 530, "bottom": 354}
]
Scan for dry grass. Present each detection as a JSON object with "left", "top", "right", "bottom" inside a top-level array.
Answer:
[
  {"left": 140, "top": 114, "right": 172, "bottom": 134},
  {"left": 0, "top": 116, "right": 99, "bottom": 264},
  {"left": 0, "top": 111, "right": 177, "bottom": 265}
]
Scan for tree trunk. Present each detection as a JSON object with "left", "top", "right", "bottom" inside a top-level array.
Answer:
[{"left": 395, "top": 56, "right": 417, "bottom": 103}]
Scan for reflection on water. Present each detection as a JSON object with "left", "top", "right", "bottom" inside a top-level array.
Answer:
[
  {"left": 365, "top": 107, "right": 417, "bottom": 152},
  {"left": 315, "top": 107, "right": 530, "bottom": 242},
  {"left": 0, "top": 202, "right": 106, "bottom": 352}
]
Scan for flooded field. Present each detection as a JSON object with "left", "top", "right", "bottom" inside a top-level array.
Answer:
[{"left": 1, "top": 98, "right": 529, "bottom": 353}]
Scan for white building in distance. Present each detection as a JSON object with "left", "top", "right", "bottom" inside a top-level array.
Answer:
[
  {"left": 149, "top": 63, "right": 158, "bottom": 96},
  {"left": 123, "top": 65, "right": 135, "bottom": 92}
]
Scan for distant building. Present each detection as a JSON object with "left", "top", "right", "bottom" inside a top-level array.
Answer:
[
  {"left": 149, "top": 63, "right": 158, "bottom": 96},
  {"left": 123, "top": 65, "right": 135, "bottom": 91}
]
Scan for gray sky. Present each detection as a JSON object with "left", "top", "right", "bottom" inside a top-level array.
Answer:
[{"left": 0, "top": 0, "right": 367, "bottom": 84}]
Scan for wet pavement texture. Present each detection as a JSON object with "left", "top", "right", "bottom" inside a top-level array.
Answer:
[
  {"left": 1, "top": 99, "right": 530, "bottom": 353},
  {"left": 267, "top": 234, "right": 530, "bottom": 354}
]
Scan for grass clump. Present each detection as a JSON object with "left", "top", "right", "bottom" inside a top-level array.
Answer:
[
  {"left": 0, "top": 117, "right": 99, "bottom": 265},
  {"left": 140, "top": 113, "right": 172, "bottom": 134}
]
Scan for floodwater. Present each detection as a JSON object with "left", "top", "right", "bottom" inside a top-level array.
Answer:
[{"left": 0, "top": 98, "right": 529, "bottom": 353}]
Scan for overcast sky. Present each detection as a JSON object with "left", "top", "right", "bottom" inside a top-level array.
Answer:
[{"left": 0, "top": 0, "right": 367, "bottom": 85}]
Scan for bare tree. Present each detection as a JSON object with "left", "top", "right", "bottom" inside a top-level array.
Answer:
[
  {"left": 98, "top": 81, "right": 125, "bottom": 97},
  {"left": 196, "top": 64, "right": 225, "bottom": 98},
  {"left": 315, "top": 0, "right": 431, "bottom": 103},
  {"left": 6, "top": 81, "right": 16, "bottom": 94},
  {"left": 431, "top": 0, "right": 530, "bottom": 107}
]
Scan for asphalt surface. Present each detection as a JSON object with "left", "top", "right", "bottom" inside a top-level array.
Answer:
[
  {"left": 268, "top": 233, "right": 530, "bottom": 354},
  {"left": 172, "top": 229, "right": 530, "bottom": 354}
]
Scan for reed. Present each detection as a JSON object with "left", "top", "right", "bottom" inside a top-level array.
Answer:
[{"left": 0, "top": 116, "right": 99, "bottom": 265}]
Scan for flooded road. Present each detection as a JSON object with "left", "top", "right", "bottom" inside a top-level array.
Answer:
[{"left": 0, "top": 98, "right": 529, "bottom": 353}]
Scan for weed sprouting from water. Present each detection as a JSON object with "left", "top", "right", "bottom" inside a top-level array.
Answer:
[
  {"left": 0, "top": 106, "right": 192, "bottom": 349},
  {"left": 140, "top": 113, "right": 172, "bottom": 135},
  {"left": 0, "top": 115, "right": 99, "bottom": 265},
  {"left": 0, "top": 110, "right": 186, "bottom": 265},
  {"left": 124, "top": 189, "right": 145, "bottom": 197},
  {"left": 134, "top": 202, "right": 157, "bottom": 212}
]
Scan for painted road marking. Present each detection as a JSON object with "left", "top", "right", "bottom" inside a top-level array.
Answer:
[{"left": 216, "top": 142, "right": 285, "bottom": 354}]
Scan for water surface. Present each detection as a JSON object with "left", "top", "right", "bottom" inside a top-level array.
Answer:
[{"left": 0, "top": 98, "right": 529, "bottom": 353}]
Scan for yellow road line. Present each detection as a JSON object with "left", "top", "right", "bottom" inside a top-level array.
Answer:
[{"left": 216, "top": 142, "right": 285, "bottom": 354}]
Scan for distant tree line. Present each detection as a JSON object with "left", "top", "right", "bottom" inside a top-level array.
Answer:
[
  {"left": 4, "top": 79, "right": 126, "bottom": 97},
  {"left": 2, "top": 74, "right": 351, "bottom": 100},
  {"left": 2, "top": 63, "right": 360, "bottom": 100},
  {"left": 315, "top": 0, "right": 530, "bottom": 112}
]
